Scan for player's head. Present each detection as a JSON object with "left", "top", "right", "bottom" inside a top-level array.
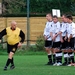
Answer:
[
  {"left": 66, "top": 14, "right": 73, "bottom": 23},
  {"left": 61, "top": 14, "right": 67, "bottom": 23},
  {"left": 11, "top": 21, "right": 17, "bottom": 30},
  {"left": 53, "top": 15, "right": 58, "bottom": 23},
  {"left": 46, "top": 13, "right": 52, "bottom": 21}
]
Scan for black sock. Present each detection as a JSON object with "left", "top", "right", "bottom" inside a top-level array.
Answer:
[
  {"left": 53, "top": 54, "right": 56, "bottom": 63},
  {"left": 64, "top": 58, "right": 68, "bottom": 63},
  {"left": 68, "top": 52, "right": 74, "bottom": 64},
  {"left": 58, "top": 56, "right": 62, "bottom": 63},
  {"left": 56, "top": 52, "right": 62, "bottom": 63},
  {"left": 68, "top": 57, "right": 71, "bottom": 64},
  {"left": 70, "top": 56, "right": 74, "bottom": 63},
  {"left": 56, "top": 57, "right": 62, "bottom": 63},
  {"left": 56, "top": 57, "right": 60, "bottom": 63},
  {"left": 63, "top": 52, "right": 68, "bottom": 64},
  {"left": 11, "top": 58, "right": 14, "bottom": 66},
  {"left": 5, "top": 58, "right": 11, "bottom": 67},
  {"left": 48, "top": 55, "right": 52, "bottom": 63}
]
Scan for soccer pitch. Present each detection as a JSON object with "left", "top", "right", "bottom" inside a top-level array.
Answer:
[{"left": 0, "top": 55, "right": 75, "bottom": 75}]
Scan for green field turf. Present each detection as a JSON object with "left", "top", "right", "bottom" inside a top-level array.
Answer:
[{"left": 0, "top": 55, "right": 75, "bottom": 75}]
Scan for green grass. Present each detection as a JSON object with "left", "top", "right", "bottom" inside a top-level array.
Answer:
[{"left": 0, "top": 55, "right": 75, "bottom": 75}]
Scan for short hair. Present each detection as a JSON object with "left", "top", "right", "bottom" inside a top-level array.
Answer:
[
  {"left": 62, "top": 14, "right": 67, "bottom": 18},
  {"left": 66, "top": 14, "right": 73, "bottom": 21},
  {"left": 53, "top": 15, "right": 58, "bottom": 19},
  {"left": 46, "top": 13, "right": 52, "bottom": 17}
]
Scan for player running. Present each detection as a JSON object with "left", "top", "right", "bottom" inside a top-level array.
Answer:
[{"left": 0, "top": 21, "right": 25, "bottom": 70}]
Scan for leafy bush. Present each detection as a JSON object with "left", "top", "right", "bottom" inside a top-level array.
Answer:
[{"left": 35, "top": 35, "right": 45, "bottom": 51}]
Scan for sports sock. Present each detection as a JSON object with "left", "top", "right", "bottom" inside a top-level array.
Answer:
[
  {"left": 5, "top": 58, "right": 11, "bottom": 67},
  {"left": 48, "top": 54, "right": 52, "bottom": 63},
  {"left": 70, "top": 56, "right": 74, "bottom": 63},
  {"left": 68, "top": 57, "right": 71, "bottom": 64},
  {"left": 56, "top": 52, "right": 62, "bottom": 63},
  {"left": 53, "top": 54, "right": 56, "bottom": 63},
  {"left": 58, "top": 56, "right": 62, "bottom": 63},
  {"left": 68, "top": 52, "right": 74, "bottom": 64},
  {"left": 11, "top": 58, "right": 14, "bottom": 66},
  {"left": 63, "top": 52, "right": 68, "bottom": 64},
  {"left": 69, "top": 52, "right": 74, "bottom": 63},
  {"left": 64, "top": 58, "right": 68, "bottom": 63}
]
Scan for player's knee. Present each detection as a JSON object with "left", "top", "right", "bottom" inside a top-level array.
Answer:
[{"left": 8, "top": 52, "right": 14, "bottom": 59}]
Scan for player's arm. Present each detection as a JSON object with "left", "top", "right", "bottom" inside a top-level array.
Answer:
[
  {"left": 19, "top": 30, "right": 25, "bottom": 43},
  {"left": 68, "top": 34, "right": 72, "bottom": 42},
  {"left": 54, "top": 22, "right": 61, "bottom": 37},
  {"left": 0, "top": 29, "right": 7, "bottom": 40},
  {"left": 60, "top": 32, "right": 64, "bottom": 43},
  {"left": 52, "top": 31, "right": 62, "bottom": 42},
  {"left": 43, "top": 28, "right": 48, "bottom": 40},
  {"left": 68, "top": 26, "right": 73, "bottom": 42},
  {"left": 50, "top": 32, "right": 53, "bottom": 39},
  {"left": 64, "top": 32, "right": 68, "bottom": 41},
  {"left": 0, "top": 28, "right": 7, "bottom": 43},
  {"left": 55, "top": 31, "right": 62, "bottom": 37},
  {"left": 18, "top": 30, "right": 25, "bottom": 48}
]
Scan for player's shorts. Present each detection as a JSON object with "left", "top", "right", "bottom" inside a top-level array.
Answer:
[
  {"left": 7, "top": 43, "right": 18, "bottom": 53},
  {"left": 68, "top": 37, "right": 75, "bottom": 50},
  {"left": 65, "top": 37, "right": 75, "bottom": 50},
  {"left": 45, "top": 40, "right": 52, "bottom": 48},
  {"left": 60, "top": 37, "right": 68, "bottom": 50},
  {"left": 52, "top": 41, "right": 61, "bottom": 49}
]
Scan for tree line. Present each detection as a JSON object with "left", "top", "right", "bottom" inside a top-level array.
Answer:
[{"left": 1, "top": 0, "right": 75, "bottom": 16}]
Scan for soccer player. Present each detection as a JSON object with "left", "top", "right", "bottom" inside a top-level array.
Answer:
[
  {"left": 66, "top": 15, "right": 75, "bottom": 66},
  {"left": 51, "top": 15, "right": 62, "bottom": 66},
  {"left": 43, "top": 13, "right": 54, "bottom": 65},
  {"left": 60, "top": 14, "right": 69, "bottom": 66},
  {"left": 0, "top": 21, "right": 25, "bottom": 70}
]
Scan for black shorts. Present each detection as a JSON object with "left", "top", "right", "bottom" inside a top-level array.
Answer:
[
  {"left": 65, "top": 37, "right": 75, "bottom": 50},
  {"left": 60, "top": 37, "right": 68, "bottom": 49},
  {"left": 68, "top": 38, "right": 75, "bottom": 49},
  {"left": 7, "top": 43, "right": 18, "bottom": 53},
  {"left": 45, "top": 40, "right": 52, "bottom": 48},
  {"left": 52, "top": 41, "right": 60, "bottom": 49}
]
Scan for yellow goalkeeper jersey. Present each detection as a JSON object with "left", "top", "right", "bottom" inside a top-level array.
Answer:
[{"left": 6, "top": 27, "right": 21, "bottom": 45}]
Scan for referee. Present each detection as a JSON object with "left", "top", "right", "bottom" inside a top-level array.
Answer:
[{"left": 0, "top": 21, "right": 25, "bottom": 70}]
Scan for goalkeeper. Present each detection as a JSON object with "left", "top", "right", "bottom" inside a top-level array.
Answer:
[{"left": 0, "top": 21, "right": 25, "bottom": 71}]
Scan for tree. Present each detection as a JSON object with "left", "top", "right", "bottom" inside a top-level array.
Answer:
[
  {"left": 2, "top": 0, "right": 75, "bottom": 16},
  {"left": 3, "top": 0, "right": 26, "bottom": 14}
]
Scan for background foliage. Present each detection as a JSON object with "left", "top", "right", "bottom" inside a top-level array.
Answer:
[{"left": 1, "top": 0, "right": 75, "bottom": 16}]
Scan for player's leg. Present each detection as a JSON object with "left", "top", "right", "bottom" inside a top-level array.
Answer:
[
  {"left": 71, "top": 38, "right": 75, "bottom": 66},
  {"left": 45, "top": 40, "right": 53, "bottom": 65},
  {"left": 56, "top": 51, "right": 62, "bottom": 66},
  {"left": 45, "top": 48, "right": 53, "bottom": 65},
  {"left": 10, "top": 44, "right": 18, "bottom": 69},
  {"left": 68, "top": 38, "right": 75, "bottom": 66},
  {"left": 4, "top": 43, "right": 17, "bottom": 70},
  {"left": 62, "top": 51, "right": 68, "bottom": 66},
  {"left": 62, "top": 38, "right": 69, "bottom": 66},
  {"left": 68, "top": 49, "right": 74, "bottom": 66},
  {"left": 51, "top": 48, "right": 56, "bottom": 64},
  {"left": 4, "top": 52, "right": 14, "bottom": 70},
  {"left": 53, "top": 42, "right": 62, "bottom": 66},
  {"left": 70, "top": 38, "right": 75, "bottom": 64},
  {"left": 52, "top": 42, "right": 57, "bottom": 65}
]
